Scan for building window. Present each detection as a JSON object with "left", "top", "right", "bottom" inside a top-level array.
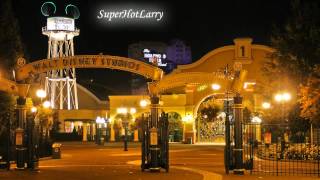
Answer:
[{"left": 240, "top": 46, "right": 245, "bottom": 57}]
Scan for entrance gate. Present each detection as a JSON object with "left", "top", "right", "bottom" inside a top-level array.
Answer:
[
  {"left": 141, "top": 111, "right": 169, "bottom": 172},
  {"left": 0, "top": 55, "right": 166, "bottom": 171},
  {"left": 224, "top": 97, "right": 320, "bottom": 177}
]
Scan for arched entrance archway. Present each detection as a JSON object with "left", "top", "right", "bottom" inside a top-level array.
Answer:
[
  {"left": 195, "top": 95, "right": 225, "bottom": 143},
  {"left": 167, "top": 112, "right": 183, "bottom": 142},
  {"left": 112, "top": 113, "right": 135, "bottom": 142}
]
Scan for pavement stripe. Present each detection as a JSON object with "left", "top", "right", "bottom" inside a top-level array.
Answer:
[
  {"left": 126, "top": 160, "right": 222, "bottom": 180},
  {"left": 199, "top": 154, "right": 217, "bottom": 156},
  {"left": 172, "top": 166, "right": 222, "bottom": 180},
  {"left": 39, "top": 164, "right": 129, "bottom": 168},
  {"left": 110, "top": 153, "right": 141, "bottom": 156}
]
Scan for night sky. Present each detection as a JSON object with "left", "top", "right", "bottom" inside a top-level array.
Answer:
[{"left": 12, "top": 0, "right": 291, "bottom": 98}]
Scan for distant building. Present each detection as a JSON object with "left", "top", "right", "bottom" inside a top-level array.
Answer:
[
  {"left": 128, "top": 41, "right": 167, "bottom": 61},
  {"left": 128, "top": 39, "right": 192, "bottom": 94},
  {"left": 166, "top": 39, "right": 192, "bottom": 65},
  {"left": 57, "top": 84, "right": 108, "bottom": 141}
]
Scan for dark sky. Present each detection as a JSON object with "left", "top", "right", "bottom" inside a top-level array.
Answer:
[{"left": 12, "top": 0, "right": 291, "bottom": 98}]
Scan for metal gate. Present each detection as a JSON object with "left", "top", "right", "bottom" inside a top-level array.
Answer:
[
  {"left": 243, "top": 123, "right": 320, "bottom": 176},
  {"left": 141, "top": 112, "right": 169, "bottom": 172}
]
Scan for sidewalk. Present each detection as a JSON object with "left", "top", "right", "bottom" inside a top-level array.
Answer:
[{"left": 2, "top": 142, "right": 317, "bottom": 180}]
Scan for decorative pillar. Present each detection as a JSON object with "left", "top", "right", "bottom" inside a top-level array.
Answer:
[
  {"left": 149, "top": 95, "right": 160, "bottom": 170},
  {"left": 82, "top": 124, "right": 87, "bottom": 142},
  {"left": 233, "top": 94, "right": 244, "bottom": 175},
  {"left": 134, "top": 129, "right": 139, "bottom": 142},
  {"left": 182, "top": 123, "right": 186, "bottom": 142},
  {"left": 185, "top": 84, "right": 196, "bottom": 143},
  {"left": 224, "top": 92, "right": 232, "bottom": 174},
  {"left": 110, "top": 123, "right": 115, "bottom": 142},
  {"left": 16, "top": 97, "right": 27, "bottom": 169},
  {"left": 256, "top": 124, "right": 261, "bottom": 142}
]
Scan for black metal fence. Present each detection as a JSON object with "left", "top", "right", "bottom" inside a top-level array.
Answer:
[
  {"left": 243, "top": 123, "right": 320, "bottom": 176},
  {"left": 0, "top": 113, "right": 53, "bottom": 169}
]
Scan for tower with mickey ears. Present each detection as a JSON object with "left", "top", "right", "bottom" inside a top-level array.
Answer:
[{"left": 41, "top": 2, "right": 80, "bottom": 110}]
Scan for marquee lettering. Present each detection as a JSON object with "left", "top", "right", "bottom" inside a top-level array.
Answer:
[{"left": 17, "top": 55, "right": 162, "bottom": 81}]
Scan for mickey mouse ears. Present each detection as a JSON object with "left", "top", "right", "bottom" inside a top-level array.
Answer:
[
  {"left": 65, "top": 4, "right": 80, "bottom": 19},
  {"left": 41, "top": 2, "right": 80, "bottom": 19},
  {"left": 41, "top": 2, "right": 56, "bottom": 17}
]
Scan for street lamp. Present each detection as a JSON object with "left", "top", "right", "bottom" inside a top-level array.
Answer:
[
  {"left": 140, "top": 99, "right": 148, "bottom": 107},
  {"left": 42, "top": 101, "right": 51, "bottom": 108},
  {"left": 117, "top": 107, "right": 136, "bottom": 151},
  {"left": 36, "top": 89, "right": 46, "bottom": 98},
  {"left": 27, "top": 89, "right": 49, "bottom": 170},
  {"left": 96, "top": 116, "right": 106, "bottom": 145},
  {"left": 211, "top": 83, "right": 221, "bottom": 90},
  {"left": 274, "top": 92, "right": 291, "bottom": 103},
  {"left": 274, "top": 92, "right": 291, "bottom": 156},
  {"left": 274, "top": 92, "right": 291, "bottom": 123},
  {"left": 262, "top": 102, "right": 271, "bottom": 109},
  {"left": 130, "top": 108, "right": 136, "bottom": 114},
  {"left": 31, "top": 107, "right": 37, "bottom": 113},
  {"left": 251, "top": 116, "right": 262, "bottom": 123}
]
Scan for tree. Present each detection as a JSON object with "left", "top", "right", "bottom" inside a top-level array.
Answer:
[
  {"left": 167, "top": 112, "right": 183, "bottom": 142},
  {"left": 262, "top": 0, "right": 320, "bottom": 124},
  {"left": 0, "top": 93, "right": 15, "bottom": 136},
  {"left": 0, "top": 0, "right": 25, "bottom": 147},
  {"left": 200, "top": 104, "right": 221, "bottom": 122},
  {"left": 300, "top": 65, "right": 320, "bottom": 126},
  {"left": 288, "top": 104, "right": 310, "bottom": 143},
  {"left": 267, "top": 0, "right": 320, "bottom": 85},
  {"left": 0, "top": 0, "right": 25, "bottom": 74}
]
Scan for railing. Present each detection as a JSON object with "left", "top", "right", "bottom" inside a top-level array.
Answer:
[
  {"left": 42, "top": 26, "right": 80, "bottom": 34},
  {"left": 242, "top": 123, "right": 320, "bottom": 177}
]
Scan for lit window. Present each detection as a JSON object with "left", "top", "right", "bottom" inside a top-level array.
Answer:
[{"left": 243, "top": 82, "right": 256, "bottom": 91}]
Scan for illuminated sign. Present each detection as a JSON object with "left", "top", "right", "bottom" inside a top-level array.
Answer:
[
  {"left": 143, "top": 49, "right": 167, "bottom": 67},
  {"left": 47, "top": 17, "right": 75, "bottom": 31},
  {"left": 16, "top": 55, "right": 163, "bottom": 81}
]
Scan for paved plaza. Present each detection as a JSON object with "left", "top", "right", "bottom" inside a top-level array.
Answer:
[{"left": 0, "top": 143, "right": 317, "bottom": 180}]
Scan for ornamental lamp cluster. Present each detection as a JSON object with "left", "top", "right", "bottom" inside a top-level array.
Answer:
[
  {"left": 117, "top": 107, "right": 137, "bottom": 115},
  {"left": 36, "top": 89, "right": 46, "bottom": 98},
  {"left": 31, "top": 89, "right": 52, "bottom": 113},
  {"left": 211, "top": 83, "right": 221, "bottom": 90},
  {"left": 96, "top": 116, "right": 106, "bottom": 124},
  {"left": 31, "top": 106, "right": 37, "bottom": 113},
  {"left": 260, "top": 92, "right": 292, "bottom": 110},
  {"left": 182, "top": 114, "right": 193, "bottom": 123},
  {"left": 139, "top": 99, "right": 148, "bottom": 107},
  {"left": 274, "top": 92, "right": 291, "bottom": 102},
  {"left": 262, "top": 102, "right": 271, "bottom": 109}
]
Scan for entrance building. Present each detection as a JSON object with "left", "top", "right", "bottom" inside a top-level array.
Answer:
[{"left": 54, "top": 37, "right": 274, "bottom": 144}]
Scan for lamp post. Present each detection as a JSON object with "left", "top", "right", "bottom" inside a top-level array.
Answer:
[
  {"left": 117, "top": 107, "right": 136, "bottom": 151},
  {"left": 28, "top": 89, "right": 49, "bottom": 171},
  {"left": 95, "top": 116, "right": 105, "bottom": 145},
  {"left": 262, "top": 102, "right": 271, "bottom": 110},
  {"left": 274, "top": 92, "right": 291, "bottom": 123},
  {"left": 257, "top": 102, "right": 271, "bottom": 143},
  {"left": 274, "top": 92, "right": 291, "bottom": 158},
  {"left": 274, "top": 92, "right": 291, "bottom": 131},
  {"left": 211, "top": 83, "right": 221, "bottom": 91},
  {"left": 29, "top": 106, "right": 39, "bottom": 170},
  {"left": 140, "top": 99, "right": 148, "bottom": 108}
]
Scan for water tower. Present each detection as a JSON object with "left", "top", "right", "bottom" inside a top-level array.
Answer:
[{"left": 41, "top": 2, "right": 80, "bottom": 109}]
